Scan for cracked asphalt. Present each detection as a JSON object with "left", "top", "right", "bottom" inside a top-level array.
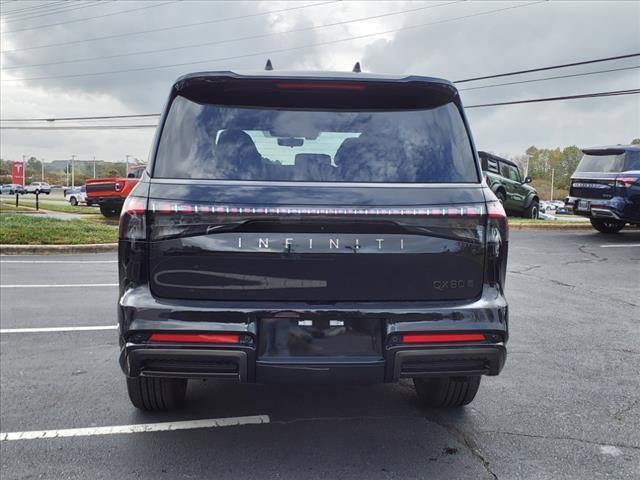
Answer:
[{"left": 1, "top": 229, "right": 639, "bottom": 479}]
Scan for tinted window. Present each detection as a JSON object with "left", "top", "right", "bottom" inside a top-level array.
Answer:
[
  {"left": 500, "top": 163, "right": 520, "bottom": 181},
  {"left": 153, "top": 96, "right": 478, "bottom": 183},
  {"left": 487, "top": 159, "right": 499, "bottom": 174},
  {"left": 576, "top": 154, "right": 625, "bottom": 173},
  {"left": 624, "top": 152, "right": 640, "bottom": 170}
]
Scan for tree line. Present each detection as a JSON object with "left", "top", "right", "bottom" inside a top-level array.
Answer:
[{"left": 0, "top": 157, "right": 127, "bottom": 185}]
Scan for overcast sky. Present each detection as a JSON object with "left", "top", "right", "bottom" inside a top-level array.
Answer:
[{"left": 1, "top": 0, "right": 639, "bottom": 164}]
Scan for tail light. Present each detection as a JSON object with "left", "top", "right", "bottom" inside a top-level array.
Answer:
[
  {"left": 402, "top": 333, "right": 486, "bottom": 344},
  {"left": 485, "top": 200, "right": 508, "bottom": 290},
  {"left": 616, "top": 176, "right": 639, "bottom": 188},
  {"left": 148, "top": 333, "right": 240, "bottom": 344},
  {"left": 119, "top": 196, "right": 147, "bottom": 240}
]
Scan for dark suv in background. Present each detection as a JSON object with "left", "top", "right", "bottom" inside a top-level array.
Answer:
[
  {"left": 479, "top": 151, "right": 539, "bottom": 218},
  {"left": 568, "top": 145, "right": 640, "bottom": 233},
  {"left": 118, "top": 70, "right": 509, "bottom": 411}
]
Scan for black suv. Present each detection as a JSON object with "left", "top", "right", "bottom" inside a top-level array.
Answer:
[
  {"left": 479, "top": 151, "right": 539, "bottom": 218},
  {"left": 568, "top": 145, "right": 640, "bottom": 233},
  {"left": 118, "top": 70, "right": 509, "bottom": 411}
]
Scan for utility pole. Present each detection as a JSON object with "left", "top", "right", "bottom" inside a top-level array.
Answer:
[
  {"left": 92, "top": 156, "right": 96, "bottom": 178},
  {"left": 125, "top": 154, "right": 131, "bottom": 176},
  {"left": 550, "top": 168, "right": 555, "bottom": 202},
  {"left": 41, "top": 158, "right": 45, "bottom": 182},
  {"left": 71, "top": 155, "right": 77, "bottom": 188},
  {"left": 22, "top": 155, "right": 26, "bottom": 186}
]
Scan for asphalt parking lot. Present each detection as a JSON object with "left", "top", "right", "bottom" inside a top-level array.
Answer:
[{"left": 1, "top": 230, "right": 638, "bottom": 479}]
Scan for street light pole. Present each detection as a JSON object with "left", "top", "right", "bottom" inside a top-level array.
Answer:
[
  {"left": 71, "top": 155, "right": 77, "bottom": 188},
  {"left": 93, "top": 156, "right": 96, "bottom": 178},
  {"left": 550, "top": 168, "right": 555, "bottom": 202},
  {"left": 41, "top": 158, "right": 45, "bottom": 182},
  {"left": 22, "top": 155, "right": 26, "bottom": 186}
]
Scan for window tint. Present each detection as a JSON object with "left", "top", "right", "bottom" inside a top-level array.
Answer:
[
  {"left": 153, "top": 96, "right": 478, "bottom": 183},
  {"left": 487, "top": 159, "right": 499, "bottom": 173},
  {"left": 624, "top": 152, "right": 640, "bottom": 171},
  {"left": 576, "top": 154, "right": 625, "bottom": 173},
  {"left": 500, "top": 163, "right": 520, "bottom": 181}
]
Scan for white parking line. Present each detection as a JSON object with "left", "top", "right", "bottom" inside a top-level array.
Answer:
[
  {"left": 600, "top": 244, "right": 640, "bottom": 248},
  {"left": 0, "top": 283, "right": 117, "bottom": 288},
  {"left": 1, "top": 325, "right": 117, "bottom": 334},
  {"left": 0, "top": 260, "right": 117, "bottom": 264},
  {"left": 0, "top": 415, "right": 270, "bottom": 441}
]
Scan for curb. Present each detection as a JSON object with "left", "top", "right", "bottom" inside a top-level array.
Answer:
[
  {"left": 509, "top": 223, "right": 592, "bottom": 230},
  {"left": 0, "top": 243, "right": 118, "bottom": 255}
]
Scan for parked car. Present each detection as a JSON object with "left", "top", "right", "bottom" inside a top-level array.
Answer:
[
  {"left": 568, "top": 145, "right": 640, "bottom": 233},
  {"left": 117, "top": 69, "right": 509, "bottom": 411},
  {"left": 1, "top": 183, "right": 25, "bottom": 195},
  {"left": 24, "top": 182, "right": 51, "bottom": 195},
  {"left": 479, "top": 151, "right": 540, "bottom": 218},
  {"left": 86, "top": 165, "right": 145, "bottom": 217},
  {"left": 65, "top": 185, "right": 94, "bottom": 206}
]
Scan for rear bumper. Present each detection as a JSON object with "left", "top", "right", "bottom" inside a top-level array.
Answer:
[
  {"left": 89, "top": 197, "right": 125, "bottom": 206},
  {"left": 118, "top": 284, "right": 508, "bottom": 383},
  {"left": 568, "top": 196, "right": 639, "bottom": 223}
]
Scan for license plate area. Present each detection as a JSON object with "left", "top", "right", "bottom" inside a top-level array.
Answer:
[
  {"left": 577, "top": 200, "right": 591, "bottom": 212},
  {"left": 257, "top": 317, "right": 383, "bottom": 359}
]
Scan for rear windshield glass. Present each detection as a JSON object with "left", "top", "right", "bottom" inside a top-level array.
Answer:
[
  {"left": 576, "top": 153, "right": 627, "bottom": 173},
  {"left": 153, "top": 95, "right": 478, "bottom": 183}
]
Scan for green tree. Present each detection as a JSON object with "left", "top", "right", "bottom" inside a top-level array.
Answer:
[{"left": 631, "top": 138, "right": 640, "bottom": 145}]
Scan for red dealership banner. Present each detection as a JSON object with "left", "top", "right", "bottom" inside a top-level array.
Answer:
[{"left": 11, "top": 162, "right": 24, "bottom": 185}]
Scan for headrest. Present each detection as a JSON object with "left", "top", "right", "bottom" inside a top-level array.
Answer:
[{"left": 333, "top": 137, "right": 362, "bottom": 166}]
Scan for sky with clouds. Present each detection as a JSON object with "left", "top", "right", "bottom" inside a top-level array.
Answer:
[{"left": 1, "top": 0, "right": 638, "bottom": 164}]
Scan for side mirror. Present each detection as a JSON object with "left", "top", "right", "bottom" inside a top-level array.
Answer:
[{"left": 523, "top": 176, "right": 533, "bottom": 184}]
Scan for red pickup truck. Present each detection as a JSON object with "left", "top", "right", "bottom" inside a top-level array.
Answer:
[{"left": 86, "top": 165, "right": 145, "bottom": 217}]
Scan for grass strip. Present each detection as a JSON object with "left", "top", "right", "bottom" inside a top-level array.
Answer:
[{"left": 0, "top": 214, "right": 118, "bottom": 245}]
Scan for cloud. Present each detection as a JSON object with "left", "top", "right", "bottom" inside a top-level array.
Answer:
[{"left": 1, "top": 0, "right": 638, "bottom": 162}]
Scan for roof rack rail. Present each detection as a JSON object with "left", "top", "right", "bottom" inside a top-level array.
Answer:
[
  {"left": 352, "top": 62, "right": 361, "bottom": 73},
  {"left": 265, "top": 59, "right": 273, "bottom": 71}
]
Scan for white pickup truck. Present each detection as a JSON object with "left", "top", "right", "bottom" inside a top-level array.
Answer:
[
  {"left": 65, "top": 185, "right": 93, "bottom": 206},
  {"left": 24, "top": 182, "right": 51, "bottom": 195}
]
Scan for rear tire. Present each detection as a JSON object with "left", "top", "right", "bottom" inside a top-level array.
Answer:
[
  {"left": 590, "top": 218, "right": 625, "bottom": 234},
  {"left": 126, "top": 377, "right": 187, "bottom": 411},
  {"left": 413, "top": 376, "right": 481, "bottom": 408},
  {"left": 99, "top": 204, "right": 120, "bottom": 217},
  {"left": 524, "top": 200, "right": 539, "bottom": 219}
]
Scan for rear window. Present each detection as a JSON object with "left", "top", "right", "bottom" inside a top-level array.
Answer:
[
  {"left": 575, "top": 153, "right": 639, "bottom": 173},
  {"left": 153, "top": 95, "right": 478, "bottom": 183}
]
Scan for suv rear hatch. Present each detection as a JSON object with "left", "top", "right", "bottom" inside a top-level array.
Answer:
[
  {"left": 570, "top": 148, "right": 640, "bottom": 200},
  {"left": 144, "top": 74, "right": 487, "bottom": 303}
]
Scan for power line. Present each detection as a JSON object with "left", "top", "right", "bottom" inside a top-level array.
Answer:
[
  {"left": 454, "top": 53, "right": 640, "bottom": 83},
  {"left": 0, "top": 0, "right": 339, "bottom": 53},
  {"left": 0, "top": 0, "right": 68, "bottom": 16},
  {"left": 2, "top": 57, "right": 638, "bottom": 123},
  {"left": 2, "top": 89, "right": 639, "bottom": 129},
  {"left": 459, "top": 65, "right": 640, "bottom": 91},
  {"left": 2, "top": 1, "right": 462, "bottom": 71},
  {"left": 0, "top": 113, "right": 160, "bottom": 122},
  {"left": 1, "top": 1, "right": 548, "bottom": 82},
  {"left": 0, "top": 125, "right": 158, "bottom": 130},
  {"left": 1, "top": 0, "right": 179, "bottom": 34},
  {"left": 465, "top": 88, "right": 640, "bottom": 108},
  {"left": 1, "top": 1, "right": 108, "bottom": 23}
]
